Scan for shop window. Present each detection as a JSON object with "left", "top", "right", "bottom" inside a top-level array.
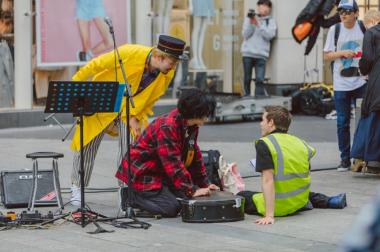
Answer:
[{"left": 152, "top": 0, "right": 244, "bottom": 97}]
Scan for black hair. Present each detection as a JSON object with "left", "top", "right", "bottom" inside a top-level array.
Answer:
[
  {"left": 257, "top": 0, "right": 272, "bottom": 8},
  {"left": 177, "top": 88, "right": 216, "bottom": 119}
]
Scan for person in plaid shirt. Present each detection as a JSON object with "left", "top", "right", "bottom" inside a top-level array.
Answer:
[{"left": 115, "top": 88, "right": 219, "bottom": 217}]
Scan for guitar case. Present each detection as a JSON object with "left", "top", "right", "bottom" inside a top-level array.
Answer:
[{"left": 180, "top": 191, "right": 245, "bottom": 223}]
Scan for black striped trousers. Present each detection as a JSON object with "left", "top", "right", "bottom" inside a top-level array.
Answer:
[{"left": 71, "top": 117, "right": 129, "bottom": 187}]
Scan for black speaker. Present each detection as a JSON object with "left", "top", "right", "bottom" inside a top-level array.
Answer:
[{"left": 0, "top": 170, "right": 57, "bottom": 208}]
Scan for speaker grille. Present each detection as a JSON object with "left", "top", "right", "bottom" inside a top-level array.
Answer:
[{"left": 0, "top": 170, "right": 57, "bottom": 208}]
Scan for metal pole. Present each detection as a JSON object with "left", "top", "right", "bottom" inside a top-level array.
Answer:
[
  {"left": 79, "top": 109, "right": 85, "bottom": 228},
  {"left": 14, "top": 0, "right": 33, "bottom": 109}
]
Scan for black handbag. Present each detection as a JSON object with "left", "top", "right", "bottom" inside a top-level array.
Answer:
[
  {"left": 340, "top": 67, "right": 360, "bottom": 77},
  {"left": 201, "top": 150, "right": 223, "bottom": 190},
  {"left": 292, "top": 86, "right": 334, "bottom": 116},
  {"left": 180, "top": 191, "right": 245, "bottom": 223}
]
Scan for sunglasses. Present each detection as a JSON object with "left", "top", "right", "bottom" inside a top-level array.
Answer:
[{"left": 338, "top": 9, "right": 354, "bottom": 15}]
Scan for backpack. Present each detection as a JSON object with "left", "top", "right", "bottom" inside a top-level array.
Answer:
[
  {"left": 201, "top": 150, "right": 223, "bottom": 190},
  {"left": 291, "top": 84, "right": 335, "bottom": 116}
]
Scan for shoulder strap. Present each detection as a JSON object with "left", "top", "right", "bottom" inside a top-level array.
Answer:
[
  {"left": 334, "top": 23, "right": 341, "bottom": 51},
  {"left": 358, "top": 20, "right": 366, "bottom": 34},
  {"left": 183, "top": 130, "right": 197, "bottom": 168},
  {"left": 334, "top": 21, "right": 365, "bottom": 49}
]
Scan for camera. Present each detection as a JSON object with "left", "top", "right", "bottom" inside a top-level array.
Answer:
[{"left": 247, "top": 9, "right": 256, "bottom": 19}]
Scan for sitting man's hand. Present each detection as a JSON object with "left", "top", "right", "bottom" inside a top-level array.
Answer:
[
  {"left": 193, "top": 188, "right": 211, "bottom": 197},
  {"left": 208, "top": 184, "right": 220, "bottom": 190},
  {"left": 255, "top": 216, "right": 275, "bottom": 225}
]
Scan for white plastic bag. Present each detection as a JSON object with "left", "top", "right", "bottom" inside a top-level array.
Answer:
[{"left": 218, "top": 155, "right": 245, "bottom": 194}]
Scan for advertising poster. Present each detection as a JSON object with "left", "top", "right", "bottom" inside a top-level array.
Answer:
[{"left": 36, "top": 0, "right": 130, "bottom": 67}]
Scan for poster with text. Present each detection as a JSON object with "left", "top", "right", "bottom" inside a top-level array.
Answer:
[{"left": 36, "top": 0, "right": 130, "bottom": 67}]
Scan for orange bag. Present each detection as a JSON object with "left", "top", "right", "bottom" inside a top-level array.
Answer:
[{"left": 292, "top": 21, "right": 314, "bottom": 43}]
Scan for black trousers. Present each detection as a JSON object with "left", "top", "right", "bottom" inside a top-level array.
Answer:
[
  {"left": 130, "top": 186, "right": 181, "bottom": 218},
  {"left": 237, "top": 191, "right": 331, "bottom": 215}
]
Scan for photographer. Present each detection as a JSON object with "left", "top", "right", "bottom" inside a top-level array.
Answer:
[{"left": 241, "top": 0, "right": 276, "bottom": 97}]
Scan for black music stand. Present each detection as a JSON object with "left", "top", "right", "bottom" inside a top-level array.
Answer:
[{"left": 45, "top": 80, "right": 125, "bottom": 227}]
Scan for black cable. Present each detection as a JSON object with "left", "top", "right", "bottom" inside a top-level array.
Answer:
[
  {"left": 241, "top": 174, "right": 260, "bottom": 179},
  {"left": 113, "top": 26, "right": 117, "bottom": 83},
  {"left": 111, "top": 219, "right": 151, "bottom": 229},
  {"left": 310, "top": 167, "right": 338, "bottom": 172},
  {"left": 60, "top": 187, "right": 119, "bottom": 193}
]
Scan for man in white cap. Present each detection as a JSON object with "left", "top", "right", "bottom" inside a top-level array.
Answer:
[{"left": 323, "top": 0, "right": 366, "bottom": 172}]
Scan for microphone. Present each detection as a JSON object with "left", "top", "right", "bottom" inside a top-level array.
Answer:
[{"left": 104, "top": 17, "right": 113, "bottom": 33}]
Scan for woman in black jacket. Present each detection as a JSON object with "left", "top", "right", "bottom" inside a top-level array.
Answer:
[{"left": 351, "top": 10, "right": 380, "bottom": 167}]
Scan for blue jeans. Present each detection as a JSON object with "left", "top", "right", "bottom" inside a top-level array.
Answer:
[
  {"left": 242, "top": 57, "right": 266, "bottom": 96},
  {"left": 334, "top": 84, "right": 367, "bottom": 161}
]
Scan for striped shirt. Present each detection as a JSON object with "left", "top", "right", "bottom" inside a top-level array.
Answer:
[{"left": 134, "top": 51, "right": 160, "bottom": 96}]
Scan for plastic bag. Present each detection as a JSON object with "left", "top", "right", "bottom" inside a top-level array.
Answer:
[{"left": 218, "top": 155, "right": 245, "bottom": 194}]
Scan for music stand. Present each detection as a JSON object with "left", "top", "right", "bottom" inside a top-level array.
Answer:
[{"left": 45, "top": 80, "right": 125, "bottom": 227}]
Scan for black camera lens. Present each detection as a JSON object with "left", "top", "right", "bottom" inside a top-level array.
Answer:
[{"left": 247, "top": 9, "right": 256, "bottom": 18}]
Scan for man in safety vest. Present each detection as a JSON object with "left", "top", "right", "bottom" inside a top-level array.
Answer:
[{"left": 238, "top": 106, "right": 347, "bottom": 225}]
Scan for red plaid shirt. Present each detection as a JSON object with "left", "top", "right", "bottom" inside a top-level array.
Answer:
[{"left": 115, "top": 109, "right": 209, "bottom": 197}]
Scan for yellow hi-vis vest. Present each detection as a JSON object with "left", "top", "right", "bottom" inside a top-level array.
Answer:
[{"left": 253, "top": 133, "right": 315, "bottom": 217}]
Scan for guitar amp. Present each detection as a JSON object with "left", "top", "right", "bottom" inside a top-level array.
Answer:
[{"left": 0, "top": 170, "right": 57, "bottom": 208}]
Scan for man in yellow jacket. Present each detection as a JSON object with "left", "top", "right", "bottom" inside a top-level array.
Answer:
[
  {"left": 70, "top": 35, "right": 186, "bottom": 205},
  {"left": 238, "top": 106, "right": 347, "bottom": 225}
]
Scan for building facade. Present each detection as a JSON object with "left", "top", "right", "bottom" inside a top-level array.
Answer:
[{"left": 2, "top": 0, "right": 379, "bottom": 110}]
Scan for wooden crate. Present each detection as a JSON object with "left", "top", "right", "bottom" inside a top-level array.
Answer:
[{"left": 34, "top": 68, "right": 71, "bottom": 99}]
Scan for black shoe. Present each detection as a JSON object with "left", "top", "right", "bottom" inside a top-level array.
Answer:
[
  {"left": 78, "top": 51, "right": 87, "bottom": 61},
  {"left": 337, "top": 160, "right": 351, "bottom": 172},
  {"left": 134, "top": 208, "right": 162, "bottom": 219},
  {"left": 119, "top": 188, "right": 161, "bottom": 218}
]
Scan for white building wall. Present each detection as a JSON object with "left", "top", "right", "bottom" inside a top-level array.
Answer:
[
  {"left": 11, "top": 0, "right": 326, "bottom": 111},
  {"left": 135, "top": 0, "right": 153, "bottom": 46},
  {"left": 14, "top": 0, "right": 33, "bottom": 109}
]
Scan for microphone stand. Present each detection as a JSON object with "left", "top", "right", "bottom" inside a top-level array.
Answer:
[{"left": 106, "top": 19, "right": 151, "bottom": 229}]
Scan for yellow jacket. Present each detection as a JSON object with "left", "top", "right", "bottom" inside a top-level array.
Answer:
[{"left": 71, "top": 44, "right": 175, "bottom": 151}]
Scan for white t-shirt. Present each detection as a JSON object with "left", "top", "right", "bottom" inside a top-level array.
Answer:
[{"left": 324, "top": 22, "right": 366, "bottom": 91}]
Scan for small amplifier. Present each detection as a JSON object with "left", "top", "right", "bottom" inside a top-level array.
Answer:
[
  {"left": 19, "top": 210, "right": 54, "bottom": 224},
  {"left": 0, "top": 170, "right": 57, "bottom": 208}
]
